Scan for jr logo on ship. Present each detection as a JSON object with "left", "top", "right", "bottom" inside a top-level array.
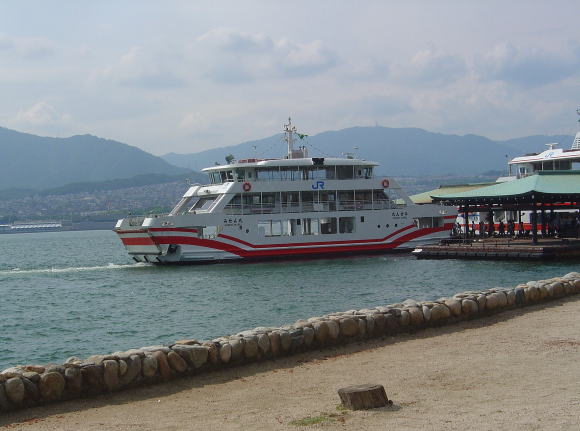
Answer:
[{"left": 311, "top": 181, "right": 325, "bottom": 190}]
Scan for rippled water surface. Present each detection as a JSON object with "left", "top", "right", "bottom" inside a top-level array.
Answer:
[{"left": 0, "top": 230, "right": 578, "bottom": 369}]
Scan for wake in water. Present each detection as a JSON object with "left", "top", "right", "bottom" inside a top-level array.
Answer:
[{"left": 0, "top": 262, "right": 151, "bottom": 275}]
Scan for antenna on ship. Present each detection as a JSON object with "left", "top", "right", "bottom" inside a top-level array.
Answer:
[
  {"left": 572, "top": 108, "right": 580, "bottom": 150},
  {"left": 284, "top": 117, "right": 308, "bottom": 159},
  {"left": 284, "top": 117, "right": 297, "bottom": 157}
]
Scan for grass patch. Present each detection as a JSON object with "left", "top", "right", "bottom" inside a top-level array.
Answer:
[
  {"left": 289, "top": 415, "right": 330, "bottom": 426},
  {"left": 335, "top": 404, "right": 348, "bottom": 412},
  {"left": 289, "top": 408, "right": 350, "bottom": 427}
]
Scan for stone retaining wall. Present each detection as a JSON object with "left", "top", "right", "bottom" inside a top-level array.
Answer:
[{"left": 2, "top": 272, "right": 580, "bottom": 413}]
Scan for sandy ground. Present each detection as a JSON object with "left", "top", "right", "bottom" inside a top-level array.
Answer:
[{"left": 2, "top": 297, "right": 580, "bottom": 431}]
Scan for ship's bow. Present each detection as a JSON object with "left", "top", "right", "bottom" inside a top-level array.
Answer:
[{"left": 114, "top": 217, "right": 161, "bottom": 262}]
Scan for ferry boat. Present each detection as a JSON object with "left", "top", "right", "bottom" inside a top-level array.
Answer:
[
  {"left": 114, "top": 119, "right": 457, "bottom": 264},
  {"left": 0, "top": 221, "right": 63, "bottom": 234}
]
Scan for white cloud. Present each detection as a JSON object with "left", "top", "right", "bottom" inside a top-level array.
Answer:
[
  {"left": 195, "top": 28, "right": 337, "bottom": 82},
  {"left": 16, "top": 102, "right": 70, "bottom": 126},
  {"left": 197, "top": 27, "right": 274, "bottom": 52},
  {"left": 0, "top": 35, "right": 55, "bottom": 59},
  {"left": 7, "top": 102, "right": 72, "bottom": 136},
  {"left": 95, "top": 46, "right": 187, "bottom": 89},
  {"left": 394, "top": 48, "right": 468, "bottom": 87},
  {"left": 476, "top": 42, "right": 580, "bottom": 88}
]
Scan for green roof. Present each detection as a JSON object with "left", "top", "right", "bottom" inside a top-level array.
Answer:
[
  {"left": 432, "top": 171, "right": 580, "bottom": 204},
  {"left": 410, "top": 182, "right": 496, "bottom": 204}
]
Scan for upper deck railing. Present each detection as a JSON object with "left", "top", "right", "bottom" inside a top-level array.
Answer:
[{"left": 223, "top": 199, "right": 403, "bottom": 215}]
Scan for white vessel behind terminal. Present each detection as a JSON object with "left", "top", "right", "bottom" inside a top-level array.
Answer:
[{"left": 115, "top": 119, "right": 457, "bottom": 263}]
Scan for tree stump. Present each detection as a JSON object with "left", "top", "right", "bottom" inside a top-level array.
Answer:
[{"left": 338, "top": 384, "right": 391, "bottom": 410}]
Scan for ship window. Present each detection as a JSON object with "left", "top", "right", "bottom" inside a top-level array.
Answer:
[
  {"left": 258, "top": 221, "right": 271, "bottom": 237},
  {"left": 373, "top": 190, "right": 389, "bottom": 209},
  {"left": 271, "top": 220, "right": 282, "bottom": 236},
  {"left": 310, "top": 168, "right": 326, "bottom": 180},
  {"left": 355, "top": 166, "right": 373, "bottom": 179},
  {"left": 201, "top": 225, "right": 220, "bottom": 239},
  {"left": 338, "top": 191, "right": 355, "bottom": 211},
  {"left": 280, "top": 167, "right": 301, "bottom": 181},
  {"left": 301, "top": 191, "right": 316, "bottom": 212},
  {"left": 289, "top": 219, "right": 300, "bottom": 235},
  {"left": 261, "top": 193, "right": 279, "bottom": 213},
  {"left": 257, "top": 168, "right": 282, "bottom": 181},
  {"left": 190, "top": 196, "right": 216, "bottom": 211},
  {"left": 302, "top": 218, "right": 319, "bottom": 235},
  {"left": 414, "top": 217, "right": 444, "bottom": 228},
  {"left": 320, "top": 191, "right": 336, "bottom": 211},
  {"left": 170, "top": 196, "right": 194, "bottom": 215},
  {"left": 384, "top": 189, "right": 407, "bottom": 207},
  {"left": 325, "top": 166, "right": 336, "bottom": 179},
  {"left": 356, "top": 190, "right": 372, "bottom": 210},
  {"left": 336, "top": 165, "right": 354, "bottom": 179},
  {"left": 339, "top": 217, "right": 355, "bottom": 233},
  {"left": 258, "top": 220, "right": 286, "bottom": 237},
  {"left": 282, "top": 191, "right": 300, "bottom": 212},
  {"left": 320, "top": 217, "right": 337, "bottom": 234},
  {"left": 235, "top": 169, "right": 246, "bottom": 181},
  {"left": 209, "top": 172, "right": 221, "bottom": 184},
  {"left": 224, "top": 194, "right": 242, "bottom": 214}
]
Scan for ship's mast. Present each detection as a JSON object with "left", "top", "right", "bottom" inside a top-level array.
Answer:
[{"left": 284, "top": 117, "right": 297, "bottom": 157}]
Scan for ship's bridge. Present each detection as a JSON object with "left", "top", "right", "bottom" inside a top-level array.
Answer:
[
  {"left": 202, "top": 157, "right": 378, "bottom": 184},
  {"left": 509, "top": 144, "right": 580, "bottom": 179}
]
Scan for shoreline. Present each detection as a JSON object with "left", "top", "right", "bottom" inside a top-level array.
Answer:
[
  {"left": 2, "top": 295, "right": 579, "bottom": 430},
  {"left": 1, "top": 273, "right": 579, "bottom": 418}
]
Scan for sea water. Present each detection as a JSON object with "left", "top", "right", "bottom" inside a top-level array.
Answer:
[{"left": 0, "top": 230, "right": 577, "bottom": 369}]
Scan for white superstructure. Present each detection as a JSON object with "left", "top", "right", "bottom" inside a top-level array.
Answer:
[{"left": 115, "top": 119, "right": 457, "bottom": 264}]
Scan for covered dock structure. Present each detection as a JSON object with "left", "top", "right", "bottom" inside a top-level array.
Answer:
[{"left": 413, "top": 171, "right": 580, "bottom": 260}]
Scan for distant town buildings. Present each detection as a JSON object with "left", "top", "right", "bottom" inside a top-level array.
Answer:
[{"left": 0, "top": 181, "right": 189, "bottom": 222}]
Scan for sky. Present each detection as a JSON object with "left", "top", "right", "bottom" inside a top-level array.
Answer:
[{"left": 0, "top": 0, "right": 579, "bottom": 155}]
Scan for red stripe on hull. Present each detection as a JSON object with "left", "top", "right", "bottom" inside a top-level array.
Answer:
[
  {"left": 150, "top": 224, "right": 452, "bottom": 258},
  {"left": 148, "top": 227, "right": 198, "bottom": 233},
  {"left": 121, "top": 237, "right": 157, "bottom": 246}
]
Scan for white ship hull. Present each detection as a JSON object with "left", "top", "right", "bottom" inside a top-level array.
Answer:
[{"left": 116, "top": 208, "right": 456, "bottom": 264}]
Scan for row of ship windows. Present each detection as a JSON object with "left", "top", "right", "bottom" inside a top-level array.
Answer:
[
  {"left": 196, "top": 216, "right": 443, "bottom": 239},
  {"left": 208, "top": 166, "right": 374, "bottom": 184},
  {"left": 181, "top": 189, "right": 406, "bottom": 214},
  {"left": 258, "top": 217, "right": 356, "bottom": 236}
]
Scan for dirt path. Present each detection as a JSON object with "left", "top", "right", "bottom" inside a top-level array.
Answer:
[{"left": 2, "top": 297, "right": 580, "bottom": 430}]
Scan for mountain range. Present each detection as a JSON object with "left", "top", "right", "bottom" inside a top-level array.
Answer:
[
  {"left": 0, "top": 127, "right": 191, "bottom": 190},
  {"left": 162, "top": 127, "right": 575, "bottom": 177},
  {"left": 0, "top": 125, "right": 575, "bottom": 196}
]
